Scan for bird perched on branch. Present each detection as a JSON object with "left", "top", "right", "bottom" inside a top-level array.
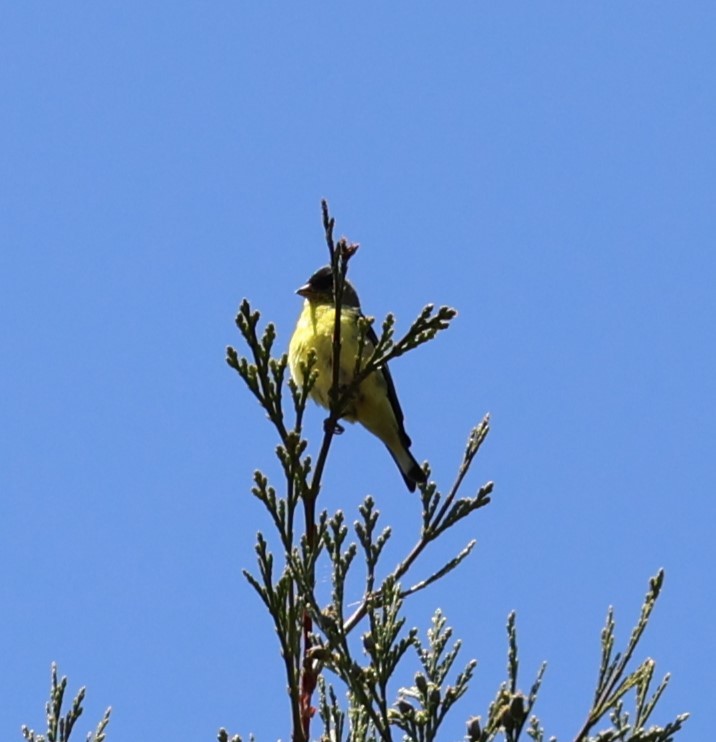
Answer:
[{"left": 288, "top": 265, "right": 426, "bottom": 491}]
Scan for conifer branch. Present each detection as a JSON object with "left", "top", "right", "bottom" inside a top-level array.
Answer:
[
  {"left": 572, "top": 570, "right": 689, "bottom": 742},
  {"left": 343, "top": 419, "right": 492, "bottom": 635},
  {"left": 22, "top": 664, "right": 110, "bottom": 742},
  {"left": 222, "top": 201, "right": 686, "bottom": 741}
]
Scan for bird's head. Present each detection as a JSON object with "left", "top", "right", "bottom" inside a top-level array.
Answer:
[{"left": 296, "top": 266, "right": 361, "bottom": 308}]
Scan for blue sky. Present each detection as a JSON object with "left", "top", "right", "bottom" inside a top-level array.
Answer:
[{"left": 1, "top": 3, "right": 713, "bottom": 740}]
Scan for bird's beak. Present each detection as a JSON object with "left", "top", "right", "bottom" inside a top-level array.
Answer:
[{"left": 296, "top": 283, "right": 313, "bottom": 298}]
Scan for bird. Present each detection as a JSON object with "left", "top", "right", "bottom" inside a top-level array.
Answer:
[{"left": 288, "top": 265, "right": 427, "bottom": 491}]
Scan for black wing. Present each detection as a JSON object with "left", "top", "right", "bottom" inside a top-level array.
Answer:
[{"left": 364, "top": 316, "right": 412, "bottom": 448}]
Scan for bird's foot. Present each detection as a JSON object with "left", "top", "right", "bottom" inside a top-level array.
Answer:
[{"left": 324, "top": 418, "right": 345, "bottom": 435}]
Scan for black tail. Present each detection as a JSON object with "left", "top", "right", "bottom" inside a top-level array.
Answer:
[{"left": 387, "top": 445, "right": 426, "bottom": 492}]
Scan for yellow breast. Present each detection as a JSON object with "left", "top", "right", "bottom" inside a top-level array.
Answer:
[{"left": 288, "top": 301, "right": 365, "bottom": 411}]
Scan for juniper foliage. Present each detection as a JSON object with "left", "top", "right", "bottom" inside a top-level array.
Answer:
[
  {"left": 21, "top": 664, "right": 110, "bottom": 742},
  {"left": 23, "top": 204, "right": 687, "bottom": 742},
  {"left": 221, "top": 202, "right": 688, "bottom": 742}
]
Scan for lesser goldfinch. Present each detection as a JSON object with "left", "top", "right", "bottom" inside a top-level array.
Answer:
[{"left": 288, "top": 265, "right": 426, "bottom": 491}]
